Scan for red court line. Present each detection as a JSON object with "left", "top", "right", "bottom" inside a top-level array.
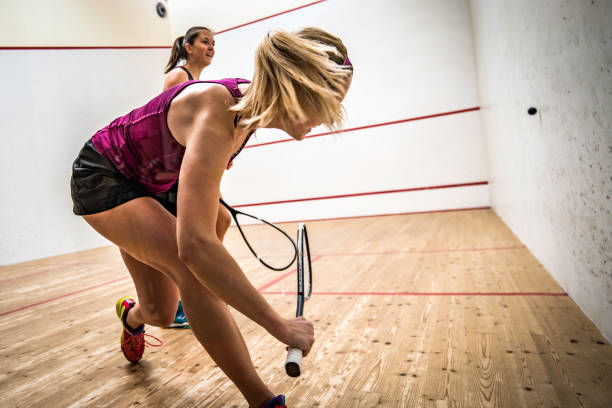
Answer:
[
  {"left": 0, "top": 45, "right": 171, "bottom": 50},
  {"left": 312, "top": 245, "right": 527, "bottom": 257},
  {"left": 0, "top": 263, "right": 123, "bottom": 284},
  {"left": 217, "top": 0, "right": 328, "bottom": 34},
  {"left": 0, "top": 276, "right": 130, "bottom": 317},
  {"left": 234, "top": 182, "right": 488, "bottom": 208},
  {"left": 1, "top": 1, "right": 327, "bottom": 50},
  {"left": 257, "top": 255, "right": 323, "bottom": 292},
  {"left": 2, "top": 254, "right": 309, "bottom": 316},
  {"left": 261, "top": 291, "right": 569, "bottom": 297},
  {"left": 246, "top": 107, "right": 481, "bottom": 149}
]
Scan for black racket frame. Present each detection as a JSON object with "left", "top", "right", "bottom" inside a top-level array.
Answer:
[{"left": 219, "top": 198, "right": 297, "bottom": 271}]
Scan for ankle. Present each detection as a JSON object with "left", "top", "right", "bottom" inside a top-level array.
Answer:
[{"left": 125, "top": 305, "right": 144, "bottom": 332}]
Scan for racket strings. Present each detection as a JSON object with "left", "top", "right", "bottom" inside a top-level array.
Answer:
[{"left": 235, "top": 213, "right": 297, "bottom": 270}]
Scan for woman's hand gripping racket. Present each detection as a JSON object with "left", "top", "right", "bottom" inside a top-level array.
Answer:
[
  {"left": 218, "top": 199, "right": 311, "bottom": 376},
  {"left": 285, "top": 223, "right": 312, "bottom": 377}
]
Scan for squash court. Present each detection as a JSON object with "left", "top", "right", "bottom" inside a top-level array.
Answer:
[
  {"left": 1, "top": 209, "right": 611, "bottom": 407},
  {"left": 1, "top": 1, "right": 611, "bottom": 407}
]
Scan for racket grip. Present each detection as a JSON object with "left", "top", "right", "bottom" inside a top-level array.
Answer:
[{"left": 285, "top": 347, "right": 303, "bottom": 377}]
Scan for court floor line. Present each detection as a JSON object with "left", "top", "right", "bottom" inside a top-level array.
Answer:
[
  {"left": 315, "top": 245, "right": 527, "bottom": 257},
  {"left": 0, "top": 262, "right": 125, "bottom": 284},
  {"left": 260, "top": 291, "right": 569, "bottom": 297},
  {"left": 0, "top": 245, "right": 524, "bottom": 285},
  {"left": 0, "top": 276, "right": 130, "bottom": 317},
  {"left": 0, "top": 257, "right": 324, "bottom": 317},
  {"left": 256, "top": 255, "right": 323, "bottom": 292},
  {"left": 0, "top": 244, "right": 531, "bottom": 316}
]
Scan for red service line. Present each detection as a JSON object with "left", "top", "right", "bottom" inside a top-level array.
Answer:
[
  {"left": 0, "top": 45, "right": 171, "bottom": 50},
  {"left": 313, "top": 245, "right": 527, "bottom": 257},
  {"left": 2, "top": 1, "right": 328, "bottom": 50},
  {"left": 261, "top": 291, "right": 569, "bottom": 297},
  {"left": 257, "top": 255, "right": 323, "bottom": 292},
  {"left": 246, "top": 107, "right": 481, "bottom": 149},
  {"left": 234, "top": 181, "right": 488, "bottom": 208},
  {"left": 0, "top": 276, "right": 130, "bottom": 317}
]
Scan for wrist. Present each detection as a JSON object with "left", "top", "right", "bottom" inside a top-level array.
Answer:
[{"left": 265, "top": 313, "right": 288, "bottom": 341}]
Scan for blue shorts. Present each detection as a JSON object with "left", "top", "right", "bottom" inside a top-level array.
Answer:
[{"left": 70, "top": 140, "right": 177, "bottom": 216}]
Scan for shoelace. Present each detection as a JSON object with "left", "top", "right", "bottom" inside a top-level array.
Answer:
[
  {"left": 125, "top": 331, "right": 164, "bottom": 354},
  {"left": 143, "top": 333, "right": 163, "bottom": 347}
]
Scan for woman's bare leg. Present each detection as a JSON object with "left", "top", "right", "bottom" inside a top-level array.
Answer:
[
  {"left": 120, "top": 198, "right": 230, "bottom": 329},
  {"left": 84, "top": 197, "right": 274, "bottom": 407},
  {"left": 118, "top": 249, "right": 179, "bottom": 329}
]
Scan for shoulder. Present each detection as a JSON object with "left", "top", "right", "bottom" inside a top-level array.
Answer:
[
  {"left": 163, "top": 68, "right": 189, "bottom": 90},
  {"left": 174, "top": 82, "right": 236, "bottom": 112},
  {"left": 168, "top": 82, "right": 237, "bottom": 146}
]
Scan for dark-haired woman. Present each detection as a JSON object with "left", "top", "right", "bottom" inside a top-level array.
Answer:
[{"left": 163, "top": 26, "right": 215, "bottom": 90}]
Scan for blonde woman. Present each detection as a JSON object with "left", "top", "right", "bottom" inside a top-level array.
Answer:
[
  {"left": 163, "top": 26, "right": 215, "bottom": 89},
  {"left": 70, "top": 27, "right": 353, "bottom": 408}
]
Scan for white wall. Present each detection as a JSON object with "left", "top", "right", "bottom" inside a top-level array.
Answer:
[
  {"left": 0, "top": 2, "right": 170, "bottom": 265},
  {"left": 199, "top": 0, "right": 488, "bottom": 221},
  {"left": 0, "top": 0, "right": 170, "bottom": 47},
  {"left": 469, "top": 0, "right": 612, "bottom": 340},
  {"left": 167, "top": 0, "right": 316, "bottom": 37},
  {"left": 1, "top": 0, "right": 487, "bottom": 264}
]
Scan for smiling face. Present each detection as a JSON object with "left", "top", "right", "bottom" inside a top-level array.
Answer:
[{"left": 185, "top": 30, "right": 215, "bottom": 66}]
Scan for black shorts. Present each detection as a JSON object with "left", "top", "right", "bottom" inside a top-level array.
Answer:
[{"left": 70, "top": 140, "right": 177, "bottom": 216}]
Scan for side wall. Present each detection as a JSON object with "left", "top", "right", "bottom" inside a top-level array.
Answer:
[{"left": 469, "top": 0, "right": 612, "bottom": 340}]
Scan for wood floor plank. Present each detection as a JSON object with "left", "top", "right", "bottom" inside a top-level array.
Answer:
[{"left": 1, "top": 210, "right": 610, "bottom": 407}]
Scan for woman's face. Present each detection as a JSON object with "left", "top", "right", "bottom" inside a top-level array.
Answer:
[
  {"left": 282, "top": 75, "right": 353, "bottom": 140},
  {"left": 186, "top": 30, "right": 215, "bottom": 66}
]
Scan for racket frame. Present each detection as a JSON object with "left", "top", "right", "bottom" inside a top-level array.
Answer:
[
  {"left": 219, "top": 198, "right": 297, "bottom": 271},
  {"left": 285, "top": 222, "right": 312, "bottom": 377}
]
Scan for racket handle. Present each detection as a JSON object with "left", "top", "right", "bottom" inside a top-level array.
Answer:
[{"left": 285, "top": 347, "right": 303, "bottom": 377}]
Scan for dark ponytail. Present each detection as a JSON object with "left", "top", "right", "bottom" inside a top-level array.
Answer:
[
  {"left": 164, "top": 26, "right": 212, "bottom": 74},
  {"left": 165, "top": 36, "right": 186, "bottom": 73}
]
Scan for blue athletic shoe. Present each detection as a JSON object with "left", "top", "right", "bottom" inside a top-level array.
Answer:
[{"left": 168, "top": 300, "right": 190, "bottom": 329}]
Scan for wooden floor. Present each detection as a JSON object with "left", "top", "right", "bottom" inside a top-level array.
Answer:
[{"left": 1, "top": 209, "right": 611, "bottom": 407}]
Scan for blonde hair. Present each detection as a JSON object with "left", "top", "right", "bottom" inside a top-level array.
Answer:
[{"left": 232, "top": 27, "right": 353, "bottom": 132}]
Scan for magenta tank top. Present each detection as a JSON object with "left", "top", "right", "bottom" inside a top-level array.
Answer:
[{"left": 91, "top": 78, "right": 251, "bottom": 194}]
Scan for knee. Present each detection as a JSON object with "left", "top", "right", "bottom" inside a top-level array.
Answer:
[
  {"left": 216, "top": 206, "right": 231, "bottom": 240},
  {"left": 139, "top": 301, "right": 176, "bottom": 327}
]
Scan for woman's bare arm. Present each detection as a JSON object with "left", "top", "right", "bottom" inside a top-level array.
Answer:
[{"left": 173, "top": 86, "right": 313, "bottom": 352}]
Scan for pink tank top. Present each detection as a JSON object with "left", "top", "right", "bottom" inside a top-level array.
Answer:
[{"left": 91, "top": 78, "right": 251, "bottom": 194}]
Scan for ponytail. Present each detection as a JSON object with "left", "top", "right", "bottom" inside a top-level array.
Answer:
[
  {"left": 164, "top": 36, "right": 187, "bottom": 73},
  {"left": 164, "top": 26, "right": 213, "bottom": 74}
]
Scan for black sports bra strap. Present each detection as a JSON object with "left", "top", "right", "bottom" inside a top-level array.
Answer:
[{"left": 178, "top": 66, "right": 194, "bottom": 80}]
